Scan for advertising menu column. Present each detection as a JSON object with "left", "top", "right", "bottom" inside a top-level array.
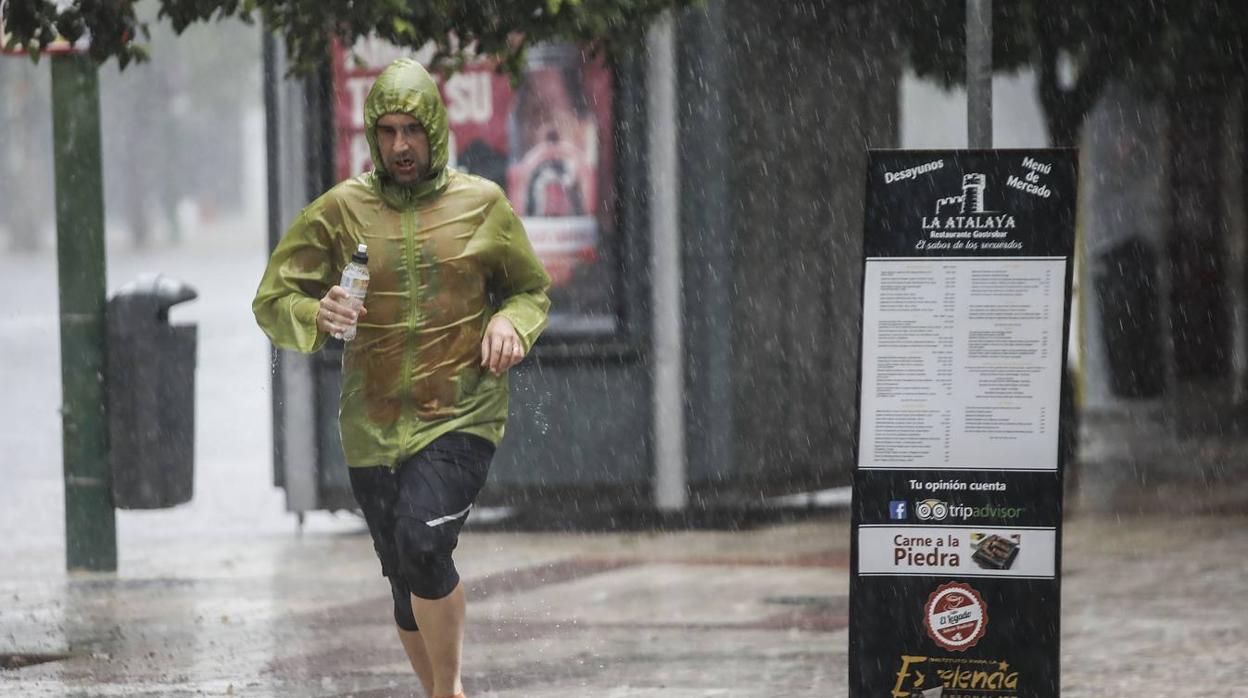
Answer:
[{"left": 849, "top": 150, "right": 1077, "bottom": 698}]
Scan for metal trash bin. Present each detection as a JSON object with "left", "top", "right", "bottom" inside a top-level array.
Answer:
[{"left": 107, "top": 274, "right": 198, "bottom": 509}]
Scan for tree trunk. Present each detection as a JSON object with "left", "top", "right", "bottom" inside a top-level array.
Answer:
[{"left": 1167, "top": 85, "right": 1232, "bottom": 380}]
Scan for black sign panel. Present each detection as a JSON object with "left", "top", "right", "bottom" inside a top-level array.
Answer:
[{"left": 849, "top": 149, "right": 1077, "bottom": 698}]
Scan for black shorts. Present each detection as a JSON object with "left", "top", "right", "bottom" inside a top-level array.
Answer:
[{"left": 349, "top": 431, "right": 495, "bottom": 628}]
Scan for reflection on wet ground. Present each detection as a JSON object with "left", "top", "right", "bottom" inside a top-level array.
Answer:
[{"left": 1, "top": 513, "right": 1245, "bottom": 696}]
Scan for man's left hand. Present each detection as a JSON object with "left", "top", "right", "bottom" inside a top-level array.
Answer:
[{"left": 481, "top": 315, "right": 526, "bottom": 375}]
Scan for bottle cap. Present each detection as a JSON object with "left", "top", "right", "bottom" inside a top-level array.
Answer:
[{"left": 352, "top": 243, "right": 369, "bottom": 264}]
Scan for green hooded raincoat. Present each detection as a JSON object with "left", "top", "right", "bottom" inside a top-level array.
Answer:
[{"left": 253, "top": 58, "right": 552, "bottom": 468}]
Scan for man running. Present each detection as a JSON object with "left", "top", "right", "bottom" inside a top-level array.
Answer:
[{"left": 253, "top": 57, "right": 552, "bottom": 698}]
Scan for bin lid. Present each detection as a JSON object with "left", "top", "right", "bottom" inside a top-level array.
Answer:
[{"left": 112, "top": 273, "right": 198, "bottom": 310}]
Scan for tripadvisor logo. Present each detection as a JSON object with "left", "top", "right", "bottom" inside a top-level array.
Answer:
[{"left": 915, "top": 498, "right": 1026, "bottom": 522}]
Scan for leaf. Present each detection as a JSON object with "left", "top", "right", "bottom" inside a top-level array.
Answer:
[{"left": 392, "top": 16, "right": 415, "bottom": 38}]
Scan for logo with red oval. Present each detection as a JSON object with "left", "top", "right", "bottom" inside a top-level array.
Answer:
[{"left": 923, "top": 581, "right": 988, "bottom": 652}]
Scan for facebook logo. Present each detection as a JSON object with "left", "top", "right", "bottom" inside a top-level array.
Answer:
[{"left": 889, "top": 500, "right": 908, "bottom": 520}]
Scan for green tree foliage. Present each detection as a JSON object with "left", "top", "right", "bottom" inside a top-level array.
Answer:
[
  {"left": 891, "top": 0, "right": 1248, "bottom": 145},
  {"left": 892, "top": 1, "right": 1248, "bottom": 382},
  {"left": 2, "top": 0, "right": 698, "bottom": 76}
]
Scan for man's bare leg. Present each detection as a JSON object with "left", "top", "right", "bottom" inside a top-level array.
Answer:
[
  {"left": 410, "top": 583, "right": 466, "bottom": 698},
  {"left": 397, "top": 627, "right": 435, "bottom": 697}
]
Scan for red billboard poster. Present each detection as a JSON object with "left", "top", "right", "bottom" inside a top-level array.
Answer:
[{"left": 332, "top": 38, "right": 618, "bottom": 338}]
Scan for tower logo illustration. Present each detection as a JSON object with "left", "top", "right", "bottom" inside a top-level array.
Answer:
[{"left": 935, "top": 173, "right": 996, "bottom": 216}]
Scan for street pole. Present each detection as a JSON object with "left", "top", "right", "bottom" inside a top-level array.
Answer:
[
  {"left": 51, "top": 53, "right": 116, "bottom": 572},
  {"left": 966, "top": 0, "right": 993, "bottom": 148},
  {"left": 647, "top": 13, "right": 688, "bottom": 512}
]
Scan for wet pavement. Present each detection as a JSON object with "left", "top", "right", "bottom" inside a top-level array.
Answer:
[
  {"left": 2, "top": 508, "right": 1247, "bottom": 697},
  {"left": 3, "top": 224, "right": 1248, "bottom": 696}
]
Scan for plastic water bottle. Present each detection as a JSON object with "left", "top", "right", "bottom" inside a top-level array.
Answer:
[{"left": 337, "top": 244, "right": 369, "bottom": 342}]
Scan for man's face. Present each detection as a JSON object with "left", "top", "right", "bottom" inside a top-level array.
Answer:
[{"left": 375, "top": 113, "right": 430, "bottom": 183}]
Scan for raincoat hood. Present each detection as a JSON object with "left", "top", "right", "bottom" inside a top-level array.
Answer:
[{"left": 364, "top": 58, "right": 451, "bottom": 208}]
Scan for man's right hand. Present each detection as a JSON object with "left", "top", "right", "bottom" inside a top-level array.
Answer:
[{"left": 317, "top": 286, "right": 366, "bottom": 336}]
